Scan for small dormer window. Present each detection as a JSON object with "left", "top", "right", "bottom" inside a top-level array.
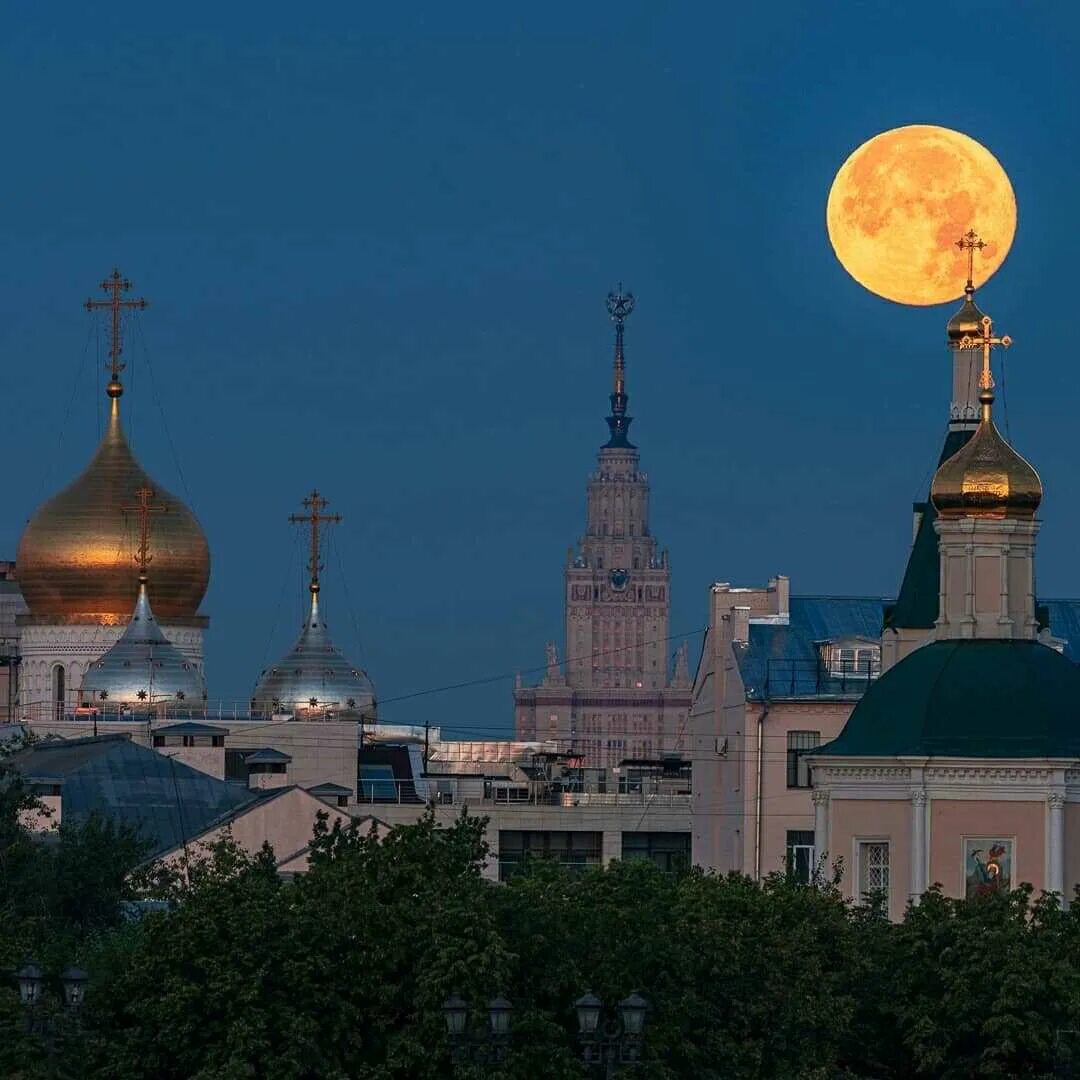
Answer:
[{"left": 827, "top": 641, "right": 881, "bottom": 678}]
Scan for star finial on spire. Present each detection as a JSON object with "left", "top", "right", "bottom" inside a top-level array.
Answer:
[
  {"left": 85, "top": 269, "right": 148, "bottom": 400},
  {"left": 289, "top": 489, "right": 342, "bottom": 595},
  {"left": 603, "top": 283, "right": 637, "bottom": 449}
]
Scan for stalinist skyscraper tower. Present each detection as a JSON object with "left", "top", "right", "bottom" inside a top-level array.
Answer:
[{"left": 514, "top": 287, "right": 691, "bottom": 767}]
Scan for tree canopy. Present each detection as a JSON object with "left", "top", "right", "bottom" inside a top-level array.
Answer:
[{"left": 3, "top": 764, "right": 1080, "bottom": 1078}]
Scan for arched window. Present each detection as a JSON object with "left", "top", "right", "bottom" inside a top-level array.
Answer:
[{"left": 53, "top": 665, "right": 65, "bottom": 720}]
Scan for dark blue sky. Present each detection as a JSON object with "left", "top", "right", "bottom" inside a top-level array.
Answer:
[{"left": 2, "top": 2, "right": 1076, "bottom": 736}]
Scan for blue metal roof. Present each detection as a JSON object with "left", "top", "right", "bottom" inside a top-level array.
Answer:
[
  {"left": 734, "top": 595, "right": 1080, "bottom": 699},
  {"left": 735, "top": 596, "right": 889, "bottom": 700},
  {"left": 1040, "top": 600, "right": 1080, "bottom": 663},
  {"left": 13, "top": 734, "right": 256, "bottom": 858}
]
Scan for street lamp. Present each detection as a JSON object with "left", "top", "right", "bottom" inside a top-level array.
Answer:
[
  {"left": 61, "top": 967, "right": 88, "bottom": 1009},
  {"left": 574, "top": 992, "right": 602, "bottom": 1037},
  {"left": 618, "top": 993, "right": 647, "bottom": 1037},
  {"left": 14, "top": 960, "right": 88, "bottom": 1050},
  {"left": 575, "top": 991, "right": 649, "bottom": 1076},
  {"left": 15, "top": 963, "right": 44, "bottom": 1007},
  {"left": 488, "top": 995, "right": 513, "bottom": 1038},
  {"left": 442, "top": 993, "right": 513, "bottom": 1066},
  {"left": 442, "top": 994, "right": 468, "bottom": 1038}
]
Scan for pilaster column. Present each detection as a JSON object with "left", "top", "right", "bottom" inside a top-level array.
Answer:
[
  {"left": 812, "top": 788, "right": 830, "bottom": 869},
  {"left": 910, "top": 790, "right": 928, "bottom": 901},
  {"left": 1047, "top": 793, "right": 1066, "bottom": 901}
]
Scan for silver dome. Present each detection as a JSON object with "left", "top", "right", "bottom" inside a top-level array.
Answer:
[
  {"left": 79, "top": 578, "right": 206, "bottom": 708},
  {"left": 252, "top": 590, "right": 376, "bottom": 721}
]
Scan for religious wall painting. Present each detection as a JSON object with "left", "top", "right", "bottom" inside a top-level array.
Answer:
[{"left": 963, "top": 837, "right": 1013, "bottom": 899}]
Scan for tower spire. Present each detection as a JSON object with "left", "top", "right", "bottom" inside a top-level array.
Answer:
[
  {"left": 121, "top": 486, "right": 168, "bottom": 583},
  {"left": 603, "top": 283, "right": 636, "bottom": 449},
  {"left": 289, "top": 489, "right": 342, "bottom": 595},
  {"left": 85, "top": 269, "right": 148, "bottom": 400}
]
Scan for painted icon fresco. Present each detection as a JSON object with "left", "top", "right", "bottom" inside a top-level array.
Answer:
[{"left": 964, "top": 838, "right": 1013, "bottom": 899}]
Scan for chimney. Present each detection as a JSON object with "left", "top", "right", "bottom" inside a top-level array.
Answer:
[
  {"left": 730, "top": 605, "right": 751, "bottom": 646},
  {"left": 767, "top": 575, "right": 790, "bottom": 620}
]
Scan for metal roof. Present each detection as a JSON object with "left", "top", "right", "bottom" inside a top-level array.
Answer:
[
  {"left": 12, "top": 735, "right": 255, "bottom": 858},
  {"left": 307, "top": 782, "right": 352, "bottom": 796},
  {"left": 155, "top": 721, "right": 228, "bottom": 736},
  {"left": 243, "top": 748, "right": 292, "bottom": 765},
  {"left": 734, "top": 596, "right": 889, "bottom": 700},
  {"left": 817, "top": 639, "right": 1080, "bottom": 758}
]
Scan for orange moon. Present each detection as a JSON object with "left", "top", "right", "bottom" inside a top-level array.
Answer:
[{"left": 826, "top": 125, "right": 1016, "bottom": 306}]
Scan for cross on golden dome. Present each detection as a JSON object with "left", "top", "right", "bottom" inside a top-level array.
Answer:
[
  {"left": 122, "top": 486, "right": 168, "bottom": 581},
  {"left": 85, "top": 269, "right": 148, "bottom": 398},
  {"left": 289, "top": 490, "right": 342, "bottom": 595}
]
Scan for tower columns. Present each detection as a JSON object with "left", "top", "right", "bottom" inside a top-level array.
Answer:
[{"left": 934, "top": 518, "right": 1040, "bottom": 641}]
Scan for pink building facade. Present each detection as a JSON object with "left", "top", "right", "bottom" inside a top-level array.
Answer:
[{"left": 809, "top": 274, "right": 1080, "bottom": 918}]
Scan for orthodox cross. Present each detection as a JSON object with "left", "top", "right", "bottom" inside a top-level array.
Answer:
[
  {"left": 605, "top": 283, "right": 635, "bottom": 400},
  {"left": 956, "top": 229, "right": 986, "bottom": 293},
  {"left": 958, "top": 314, "right": 1011, "bottom": 420},
  {"left": 85, "top": 269, "right": 148, "bottom": 391},
  {"left": 122, "top": 486, "right": 168, "bottom": 579},
  {"left": 289, "top": 490, "right": 341, "bottom": 594}
]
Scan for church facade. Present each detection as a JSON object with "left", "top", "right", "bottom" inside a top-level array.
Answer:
[
  {"left": 690, "top": 250, "right": 1080, "bottom": 891},
  {"left": 514, "top": 289, "right": 692, "bottom": 768},
  {"left": 810, "top": 260, "right": 1080, "bottom": 918}
]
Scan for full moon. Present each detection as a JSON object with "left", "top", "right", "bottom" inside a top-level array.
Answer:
[{"left": 826, "top": 125, "right": 1016, "bottom": 306}]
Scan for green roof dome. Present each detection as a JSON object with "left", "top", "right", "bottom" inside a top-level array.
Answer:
[{"left": 818, "top": 640, "right": 1080, "bottom": 759}]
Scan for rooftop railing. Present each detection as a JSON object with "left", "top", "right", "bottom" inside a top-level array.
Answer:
[{"left": 761, "top": 658, "right": 880, "bottom": 700}]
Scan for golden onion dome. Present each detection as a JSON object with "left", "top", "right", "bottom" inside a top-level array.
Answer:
[
  {"left": 947, "top": 286, "right": 987, "bottom": 345},
  {"left": 931, "top": 387, "right": 1042, "bottom": 520},
  {"left": 16, "top": 397, "right": 210, "bottom": 622}
]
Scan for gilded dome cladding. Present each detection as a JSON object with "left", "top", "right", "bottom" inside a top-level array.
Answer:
[
  {"left": 946, "top": 288, "right": 987, "bottom": 345},
  {"left": 16, "top": 400, "right": 210, "bottom": 622},
  {"left": 931, "top": 412, "right": 1042, "bottom": 519},
  {"left": 252, "top": 591, "right": 376, "bottom": 721}
]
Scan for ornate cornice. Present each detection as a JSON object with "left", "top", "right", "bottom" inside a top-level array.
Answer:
[
  {"left": 925, "top": 765, "right": 1055, "bottom": 783},
  {"left": 816, "top": 765, "right": 912, "bottom": 782}
]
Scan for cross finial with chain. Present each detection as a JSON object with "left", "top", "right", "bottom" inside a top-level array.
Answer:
[
  {"left": 85, "top": 269, "right": 148, "bottom": 399},
  {"left": 956, "top": 229, "right": 986, "bottom": 298},
  {"left": 958, "top": 313, "right": 1012, "bottom": 423},
  {"left": 122, "top": 486, "right": 168, "bottom": 581},
  {"left": 289, "top": 489, "right": 342, "bottom": 594}
]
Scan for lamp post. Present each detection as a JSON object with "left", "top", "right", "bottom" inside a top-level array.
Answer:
[
  {"left": 575, "top": 992, "right": 648, "bottom": 1077},
  {"left": 442, "top": 994, "right": 513, "bottom": 1067},
  {"left": 14, "top": 961, "right": 88, "bottom": 1051}
]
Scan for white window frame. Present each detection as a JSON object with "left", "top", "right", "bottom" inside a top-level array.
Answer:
[
  {"left": 853, "top": 837, "right": 891, "bottom": 903},
  {"left": 826, "top": 638, "right": 882, "bottom": 679}
]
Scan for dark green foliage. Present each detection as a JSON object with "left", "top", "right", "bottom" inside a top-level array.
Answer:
[{"left": 7, "top": 778, "right": 1080, "bottom": 1077}]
